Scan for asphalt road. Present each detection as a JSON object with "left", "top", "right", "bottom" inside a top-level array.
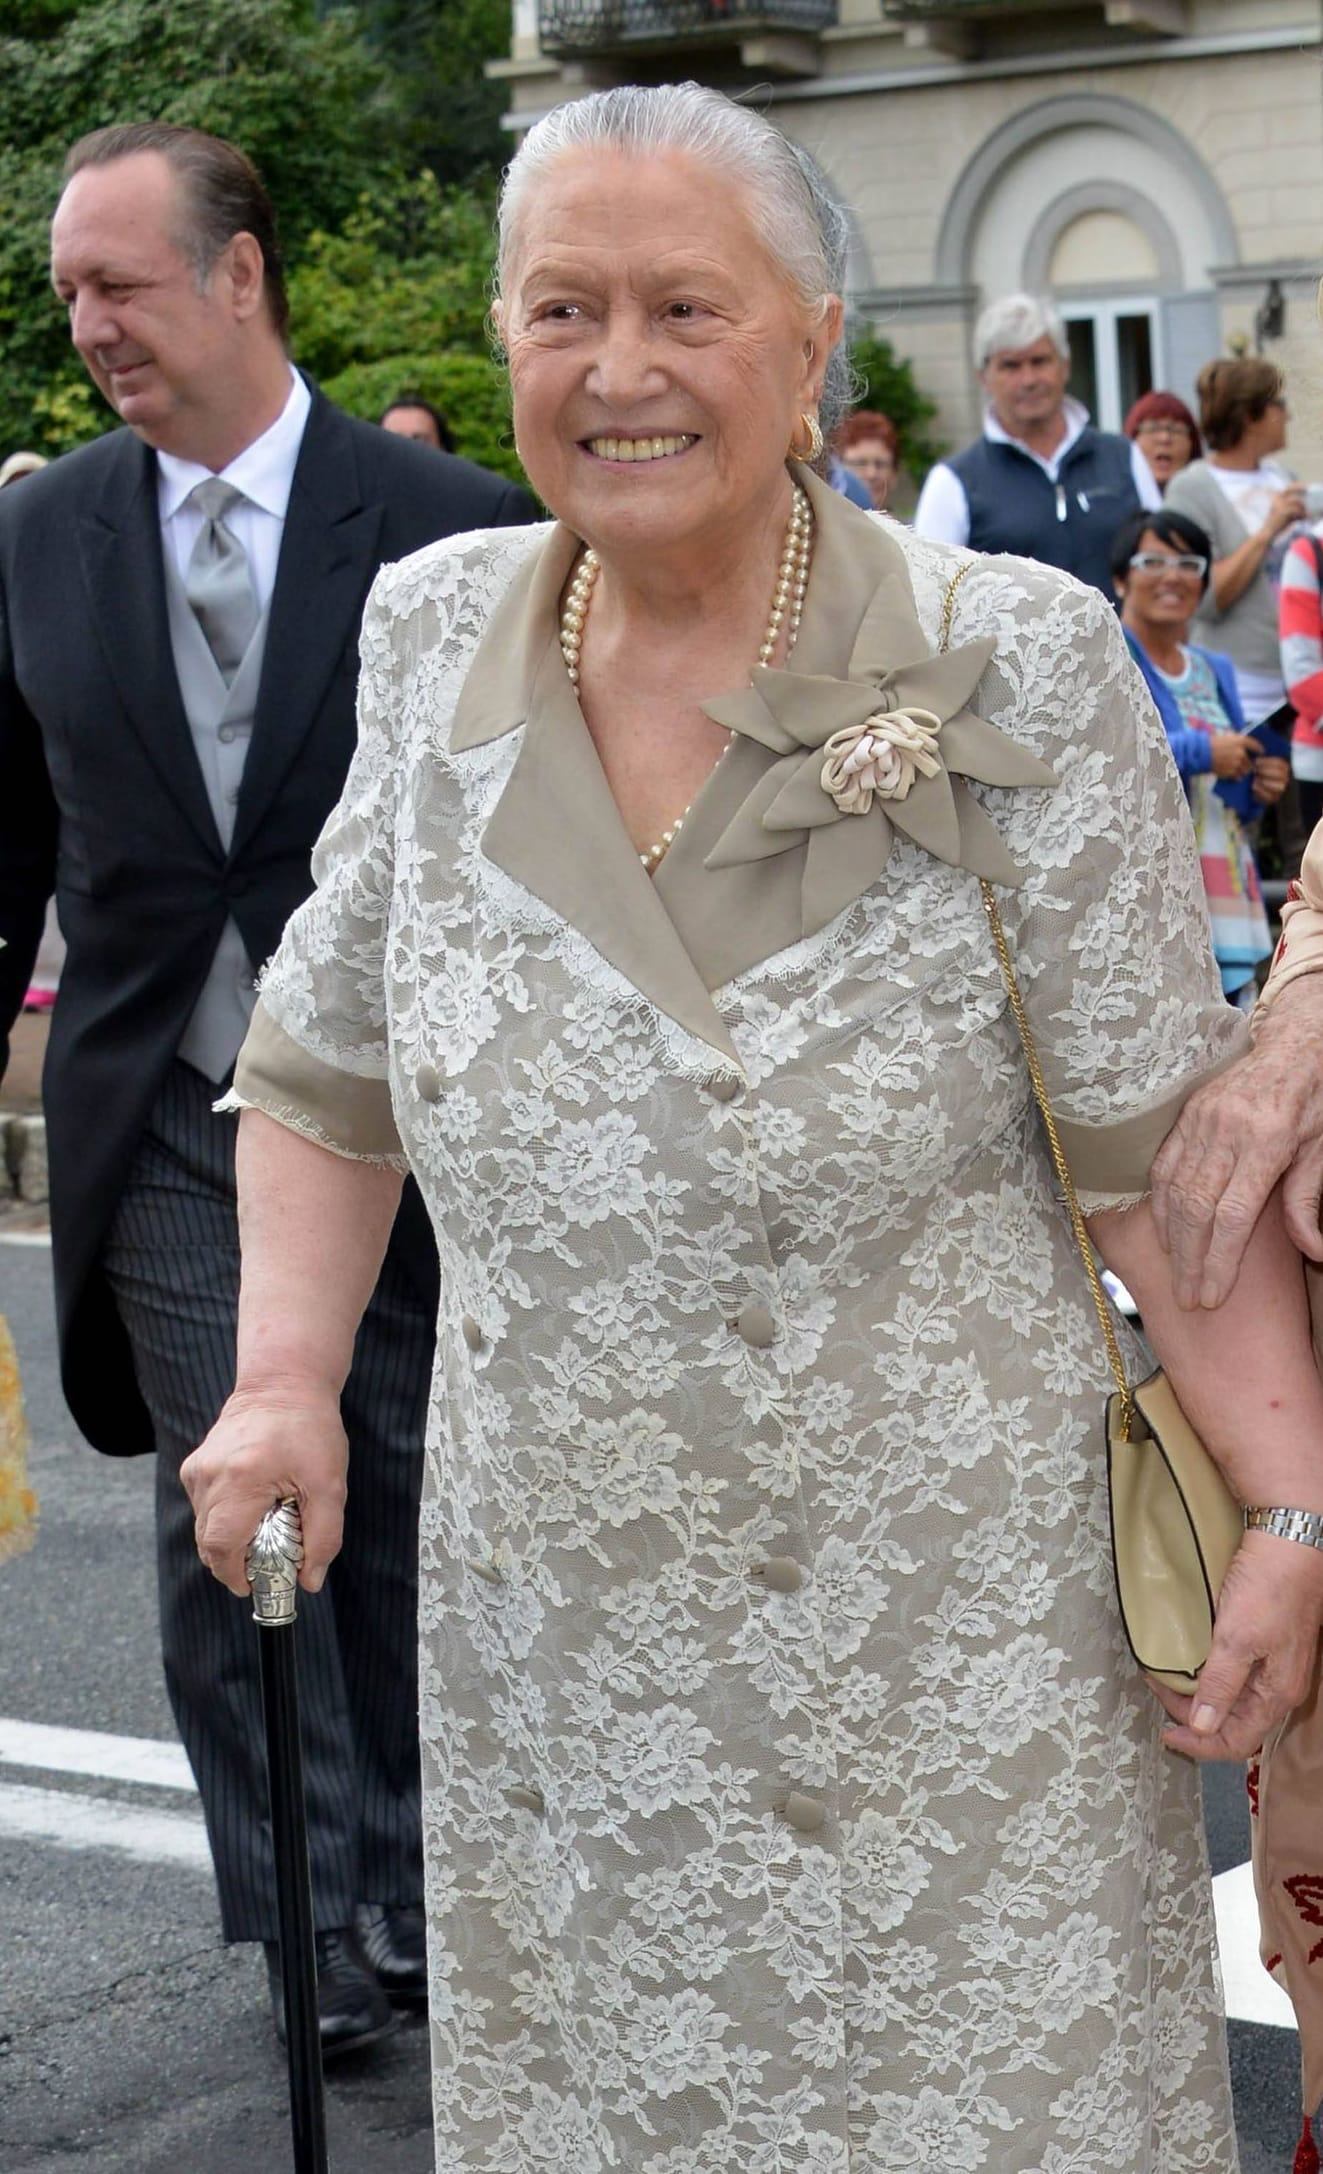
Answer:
[
  {"left": 0, "top": 1237, "right": 1306, "bottom": 2171},
  {"left": 0, "top": 1239, "right": 432, "bottom": 2173}
]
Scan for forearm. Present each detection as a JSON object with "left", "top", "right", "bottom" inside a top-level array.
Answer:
[
  {"left": 1258, "top": 824, "right": 1323, "bottom": 1013},
  {"left": 234, "top": 1108, "right": 403, "bottom": 1398},
  {"left": 1210, "top": 534, "right": 1270, "bottom": 613},
  {"left": 1088, "top": 1192, "right": 1323, "bottom": 1509}
]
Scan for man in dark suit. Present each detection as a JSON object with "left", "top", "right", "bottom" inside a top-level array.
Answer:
[{"left": 0, "top": 121, "right": 534, "bottom": 2054}]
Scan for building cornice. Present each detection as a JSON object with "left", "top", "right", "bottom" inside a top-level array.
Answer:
[
  {"left": 766, "top": 21, "right": 1322, "bottom": 103},
  {"left": 501, "top": 21, "right": 1322, "bottom": 127}
]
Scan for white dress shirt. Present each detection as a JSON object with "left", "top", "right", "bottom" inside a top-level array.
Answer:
[
  {"left": 913, "top": 396, "right": 1162, "bottom": 545},
  {"left": 156, "top": 366, "right": 311, "bottom": 606}
]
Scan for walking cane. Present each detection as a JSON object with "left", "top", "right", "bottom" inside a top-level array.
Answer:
[{"left": 247, "top": 1499, "right": 329, "bottom": 2174}]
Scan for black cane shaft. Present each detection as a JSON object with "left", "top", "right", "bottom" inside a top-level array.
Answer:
[{"left": 258, "top": 1626, "right": 329, "bottom": 2174}]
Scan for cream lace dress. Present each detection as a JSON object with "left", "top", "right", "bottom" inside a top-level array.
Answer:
[{"left": 232, "top": 471, "right": 1248, "bottom": 2172}]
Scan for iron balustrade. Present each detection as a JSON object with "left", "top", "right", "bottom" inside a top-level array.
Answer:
[{"left": 538, "top": 0, "right": 837, "bottom": 56}]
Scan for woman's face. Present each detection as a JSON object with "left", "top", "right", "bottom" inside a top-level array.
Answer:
[
  {"left": 1115, "top": 527, "right": 1206, "bottom": 643},
  {"left": 498, "top": 147, "right": 841, "bottom": 564},
  {"left": 1236, "top": 391, "right": 1289, "bottom": 464},
  {"left": 1132, "top": 417, "right": 1194, "bottom": 489},
  {"left": 841, "top": 436, "right": 896, "bottom": 510}
]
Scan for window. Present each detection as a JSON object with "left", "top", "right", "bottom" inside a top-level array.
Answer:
[{"left": 1060, "top": 298, "right": 1160, "bottom": 431}]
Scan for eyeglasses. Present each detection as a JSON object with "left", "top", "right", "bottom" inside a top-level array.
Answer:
[
  {"left": 1128, "top": 552, "right": 1207, "bottom": 576},
  {"left": 1134, "top": 421, "right": 1192, "bottom": 440}
]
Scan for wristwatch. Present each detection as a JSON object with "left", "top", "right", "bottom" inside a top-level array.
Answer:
[{"left": 1244, "top": 1507, "right": 1323, "bottom": 1551}]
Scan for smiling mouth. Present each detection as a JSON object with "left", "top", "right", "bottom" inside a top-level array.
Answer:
[{"left": 583, "top": 434, "right": 698, "bottom": 463}]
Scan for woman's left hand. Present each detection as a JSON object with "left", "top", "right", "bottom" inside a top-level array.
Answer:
[
  {"left": 1147, "top": 1528, "right": 1323, "bottom": 1759},
  {"left": 1251, "top": 753, "right": 1290, "bottom": 805}
]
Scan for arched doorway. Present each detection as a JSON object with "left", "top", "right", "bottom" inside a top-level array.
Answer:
[{"left": 936, "top": 94, "right": 1237, "bottom": 421}]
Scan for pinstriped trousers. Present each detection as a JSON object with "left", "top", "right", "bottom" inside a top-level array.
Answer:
[{"left": 101, "top": 1059, "right": 433, "bottom": 1942}]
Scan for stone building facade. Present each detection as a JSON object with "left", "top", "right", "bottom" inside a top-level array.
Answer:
[{"left": 493, "top": 0, "right": 1323, "bottom": 483}]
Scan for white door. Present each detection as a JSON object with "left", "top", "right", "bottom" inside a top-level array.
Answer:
[{"left": 1059, "top": 298, "right": 1163, "bottom": 431}]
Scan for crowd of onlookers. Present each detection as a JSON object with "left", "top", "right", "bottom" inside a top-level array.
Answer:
[{"left": 830, "top": 292, "right": 1323, "bottom": 1007}]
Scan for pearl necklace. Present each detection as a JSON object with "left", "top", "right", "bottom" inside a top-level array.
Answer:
[{"left": 560, "top": 482, "right": 814, "bottom": 872}]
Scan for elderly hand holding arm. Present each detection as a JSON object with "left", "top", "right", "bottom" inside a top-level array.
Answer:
[
  {"left": 1151, "top": 821, "right": 1323, "bottom": 1304},
  {"left": 181, "top": 1112, "right": 402, "bottom": 1596},
  {"left": 1090, "top": 1192, "right": 1323, "bottom": 1761}
]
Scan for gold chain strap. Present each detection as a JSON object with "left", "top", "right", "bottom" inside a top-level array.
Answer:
[{"left": 940, "top": 563, "right": 1135, "bottom": 1440}]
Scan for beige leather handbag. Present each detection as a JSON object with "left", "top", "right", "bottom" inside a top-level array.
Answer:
[
  {"left": 979, "top": 878, "right": 1243, "bottom": 1694},
  {"left": 935, "top": 559, "right": 1242, "bottom": 1693}
]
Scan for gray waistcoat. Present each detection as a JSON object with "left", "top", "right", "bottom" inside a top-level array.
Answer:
[{"left": 162, "top": 548, "right": 271, "bottom": 1082}]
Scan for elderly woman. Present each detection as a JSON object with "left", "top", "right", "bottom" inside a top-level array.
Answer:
[
  {"left": 185, "top": 86, "right": 1323, "bottom": 2171},
  {"left": 1165, "top": 357, "right": 1307, "bottom": 725}
]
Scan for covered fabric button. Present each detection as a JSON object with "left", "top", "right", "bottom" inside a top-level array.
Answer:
[
  {"left": 734, "top": 1302, "right": 776, "bottom": 1349},
  {"left": 782, "top": 1791, "right": 825, "bottom": 1834},
  {"left": 752, "top": 1556, "right": 803, "bottom": 1595},
  {"left": 505, "top": 1784, "right": 545, "bottom": 1814},
  {"left": 415, "top": 1064, "right": 442, "bottom": 1102},
  {"left": 466, "top": 1556, "right": 503, "bottom": 1586},
  {"left": 461, "top": 1314, "right": 484, "bottom": 1352},
  {"left": 706, "top": 1073, "right": 741, "bottom": 1103}
]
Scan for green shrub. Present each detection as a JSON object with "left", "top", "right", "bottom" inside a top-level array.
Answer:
[
  {"left": 847, "top": 328, "right": 947, "bottom": 496},
  {"left": 321, "top": 350, "right": 530, "bottom": 491}
]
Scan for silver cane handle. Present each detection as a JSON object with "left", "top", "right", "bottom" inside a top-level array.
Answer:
[{"left": 246, "top": 1497, "right": 304, "bottom": 1626}]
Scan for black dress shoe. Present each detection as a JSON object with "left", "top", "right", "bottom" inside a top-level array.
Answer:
[
  {"left": 265, "top": 1927, "right": 397, "bottom": 2059},
  {"left": 354, "top": 1902, "right": 428, "bottom": 2010}
]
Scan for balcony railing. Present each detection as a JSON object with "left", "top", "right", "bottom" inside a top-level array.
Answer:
[
  {"left": 538, "top": 0, "right": 837, "bottom": 59},
  {"left": 881, "top": 0, "right": 1078, "bottom": 16}
]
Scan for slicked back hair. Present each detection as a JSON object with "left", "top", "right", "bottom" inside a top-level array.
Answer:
[
  {"left": 496, "top": 82, "right": 853, "bottom": 439},
  {"left": 62, "top": 122, "right": 289, "bottom": 343}
]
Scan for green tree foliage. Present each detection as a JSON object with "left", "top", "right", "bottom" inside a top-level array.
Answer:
[
  {"left": 360, "top": 0, "right": 509, "bottom": 186},
  {"left": 847, "top": 327, "right": 947, "bottom": 492},
  {"left": 0, "top": 0, "right": 393, "bottom": 451},
  {"left": 288, "top": 169, "right": 527, "bottom": 487}
]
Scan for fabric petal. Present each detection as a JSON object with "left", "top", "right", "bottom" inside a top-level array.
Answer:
[
  {"left": 802, "top": 806, "right": 895, "bottom": 935},
  {"left": 891, "top": 776, "right": 1030, "bottom": 886},
  {"left": 700, "top": 684, "right": 800, "bottom": 756},
  {"left": 941, "top": 708, "right": 1058, "bottom": 789}
]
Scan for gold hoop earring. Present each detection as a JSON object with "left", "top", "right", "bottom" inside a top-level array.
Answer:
[{"left": 790, "top": 411, "right": 825, "bottom": 465}]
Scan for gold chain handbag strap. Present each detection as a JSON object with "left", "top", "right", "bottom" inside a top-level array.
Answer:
[{"left": 940, "top": 562, "right": 1136, "bottom": 1440}]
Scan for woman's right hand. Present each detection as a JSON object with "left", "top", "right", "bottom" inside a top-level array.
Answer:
[
  {"left": 180, "top": 1384, "right": 349, "bottom": 1599},
  {"left": 1263, "top": 483, "right": 1308, "bottom": 539},
  {"left": 1209, "top": 731, "right": 1256, "bottom": 779}
]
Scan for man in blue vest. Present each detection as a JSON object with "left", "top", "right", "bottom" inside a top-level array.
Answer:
[{"left": 914, "top": 292, "right": 1161, "bottom": 594}]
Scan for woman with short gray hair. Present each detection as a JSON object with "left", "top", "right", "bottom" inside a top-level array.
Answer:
[{"left": 185, "top": 82, "right": 1323, "bottom": 2172}]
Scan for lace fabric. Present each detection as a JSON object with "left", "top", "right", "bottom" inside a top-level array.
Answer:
[{"left": 241, "top": 516, "right": 1244, "bottom": 2170}]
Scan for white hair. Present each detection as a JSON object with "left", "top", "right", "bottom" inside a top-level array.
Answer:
[
  {"left": 973, "top": 292, "right": 1070, "bottom": 371},
  {"left": 496, "top": 82, "right": 853, "bottom": 435}
]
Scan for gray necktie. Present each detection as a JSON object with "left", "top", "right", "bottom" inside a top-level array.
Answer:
[{"left": 183, "top": 479, "right": 258, "bottom": 684}]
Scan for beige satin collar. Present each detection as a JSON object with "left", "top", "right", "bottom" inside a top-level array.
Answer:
[{"left": 449, "top": 464, "right": 1056, "bottom": 1062}]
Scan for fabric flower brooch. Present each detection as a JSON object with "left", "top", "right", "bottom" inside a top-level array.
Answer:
[{"left": 700, "top": 631, "right": 1057, "bottom": 936}]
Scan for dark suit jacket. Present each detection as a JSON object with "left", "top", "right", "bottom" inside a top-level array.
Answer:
[{"left": 0, "top": 383, "right": 536, "bottom": 1456}]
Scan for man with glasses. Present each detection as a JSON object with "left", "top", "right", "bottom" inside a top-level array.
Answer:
[{"left": 914, "top": 291, "right": 1160, "bottom": 594}]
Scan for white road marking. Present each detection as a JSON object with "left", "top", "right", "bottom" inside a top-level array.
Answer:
[
  {"left": 1213, "top": 1860, "right": 1298, "bottom": 2030},
  {"left": 0, "top": 1229, "right": 52, "bottom": 1246},
  {"left": 0, "top": 1715, "right": 1302, "bottom": 2038},
  {"left": 0, "top": 1717, "right": 196, "bottom": 1793},
  {"left": 0, "top": 1780, "right": 211, "bottom": 1871}
]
